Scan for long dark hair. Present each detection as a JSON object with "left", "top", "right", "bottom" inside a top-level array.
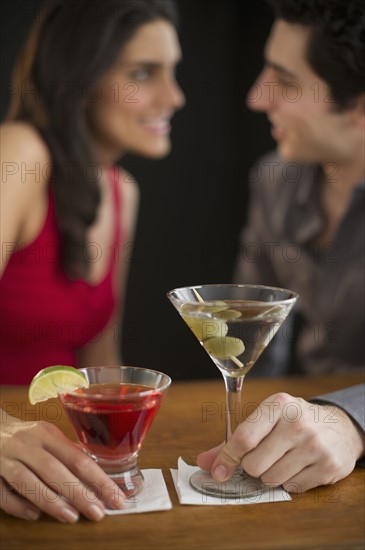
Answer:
[
  {"left": 7, "top": 0, "right": 178, "bottom": 279},
  {"left": 267, "top": 0, "right": 365, "bottom": 110}
]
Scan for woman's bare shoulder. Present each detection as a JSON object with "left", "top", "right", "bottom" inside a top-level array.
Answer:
[
  {"left": 1, "top": 121, "right": 51, "bottom": 165},
  {"left": 1, "top": 122, "right": 52, "bottom": 253}
]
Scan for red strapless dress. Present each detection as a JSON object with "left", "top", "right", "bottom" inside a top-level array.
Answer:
[{"left": 0, "top": 167, "right": 122, "bottom": 384}]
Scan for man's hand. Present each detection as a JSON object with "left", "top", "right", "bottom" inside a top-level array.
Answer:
[{"left": 197, "top": 393, "right": 365, "bottom": 492}]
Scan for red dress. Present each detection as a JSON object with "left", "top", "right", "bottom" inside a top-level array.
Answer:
[{"left": 0, "top": 167, "right": 122, "bottom": 384}]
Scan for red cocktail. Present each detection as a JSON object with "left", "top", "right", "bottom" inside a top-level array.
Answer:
[
  {"left": 58, "top": 367, "right": 171, "bottom": 497},
  {"left": 62, "top": 383, "right": 163, "bottom": 459}
]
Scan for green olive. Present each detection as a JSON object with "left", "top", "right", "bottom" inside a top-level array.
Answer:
[
  {"left": 180, "top": 303, "right": 199, "bottom": 315},
  {"left": 181, "top": 314, "right": 228, "bottom": 342},
  {"left": 215, "top": 309, "right": 241, "bottom": 320},
  {"left": 180, "top": 301, "right": 228, "bottom": 315},
  {"left": 203, "top": 336, "right": 245, "bottom": 359},
  {"left": 198, "top": 301, "right": 229, "bottom": 313}
]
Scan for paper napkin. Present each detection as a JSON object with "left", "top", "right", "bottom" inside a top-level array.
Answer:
[
  {"left": 170, "top": 457, "right": 291, "bottom": 505},
  {"left": 106, "top": 469, "right": 172, "bottom": 515}
]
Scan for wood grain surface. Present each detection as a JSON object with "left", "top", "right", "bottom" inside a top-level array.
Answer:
[{"left": 0, "top": 373, "right": 364, "bottom": 550}]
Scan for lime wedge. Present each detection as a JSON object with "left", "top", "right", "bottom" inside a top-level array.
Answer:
[{"left": 28, "top": 365, "right": 89, "bottom": 405}]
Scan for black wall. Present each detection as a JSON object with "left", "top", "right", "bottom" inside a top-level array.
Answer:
[{"left": 1, "top": 0, "right": 275, "bottom": 380}]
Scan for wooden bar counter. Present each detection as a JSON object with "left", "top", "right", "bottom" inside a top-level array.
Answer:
[{"left": 1, "top": 373, "right": 364, "bottom": 550}]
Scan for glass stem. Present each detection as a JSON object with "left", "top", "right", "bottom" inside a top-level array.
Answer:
[{"left": 223, "top": 375, "right": 245, "bottom": 442}]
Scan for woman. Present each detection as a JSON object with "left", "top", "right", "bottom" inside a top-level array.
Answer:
[{"left": 0, "top": 0, "right": 184, "bottom": 522}]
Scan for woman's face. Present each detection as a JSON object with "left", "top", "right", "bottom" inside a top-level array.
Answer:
[{"left": 89, "top": 19, "right": 185, "bottom": 161}]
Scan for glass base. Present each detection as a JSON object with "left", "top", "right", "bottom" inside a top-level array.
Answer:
[
  {"left": 109, "top": 467, "right": 144, "bottom": 498},
  {"left": 189, "top": 469, "right": 268, "bottom": 499},
  {"left": 80, "top": 446, "right": 144, "bottom": 498}
]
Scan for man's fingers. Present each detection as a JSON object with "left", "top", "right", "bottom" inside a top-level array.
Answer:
[
  {"left": 196, "top": 443, "right": 225, "bottom": 471},
  {"left": 253, "top": 446, "right": 314, "bottom": 487},
  {"left": 210, "top": 395, "right": 285, "bottom": 481},
  {"left": 282, "top": 465, "right": 329, "bottom": 494},
  {"left": 196, "top": 393, "right": 360, "bottom": 491},
  {"left": 240, "top": 419, "right": 297, "bottom": 478}
]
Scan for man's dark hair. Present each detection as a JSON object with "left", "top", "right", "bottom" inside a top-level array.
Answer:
[{"left": 267, "top": 0, "right": 365, "bottom": 110}]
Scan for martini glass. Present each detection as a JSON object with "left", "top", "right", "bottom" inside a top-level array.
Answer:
[{"left": 167, "top": 284, "right": 298, "bottom": 498}]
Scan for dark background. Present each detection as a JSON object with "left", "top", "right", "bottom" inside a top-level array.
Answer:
[{"left": 0, "top": 0, "right": 275, "bottom": 380}]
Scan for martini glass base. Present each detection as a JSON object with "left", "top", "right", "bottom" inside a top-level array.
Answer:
[{"left": 189, "top": 469, "right": 268, "bottom": 499}]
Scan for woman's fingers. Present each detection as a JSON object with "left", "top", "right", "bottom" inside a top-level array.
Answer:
[
  {"left": 1, "top": 457, "right": 80, "bottom": 523},
  {"left": 0, "top": 477, "right": 41, "bottom": 521},
  {"left": 1, "top": 419, "right": 125, "bottom": 521},
  {"left": 41, "top": 424, "right": 125, "bottom": 510}
]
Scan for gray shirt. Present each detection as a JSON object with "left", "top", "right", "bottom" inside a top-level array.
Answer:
[
  {"left": 234, "top": 151, "right": 365, "bottom": 435},
  {"left": 313, "top": 384, "right": 364, "bottom": 433},
  {"left": 234, "top": 151, "right": 364, "bottom": 376}
]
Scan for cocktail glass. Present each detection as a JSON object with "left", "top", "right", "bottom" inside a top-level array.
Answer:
[
  {"left": 167, "top": 284, "right": 298, "bottom": 498},
  {"left": 58, "top": 366, "right": 171, "bottom": 497}
]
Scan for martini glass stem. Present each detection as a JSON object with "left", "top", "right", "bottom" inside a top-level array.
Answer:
[
  {"left": 223, "top": 375, "right": 245, "bottom": 441},
  {"left": 222, "top": 374, "right": 247, "bottom": 485}
]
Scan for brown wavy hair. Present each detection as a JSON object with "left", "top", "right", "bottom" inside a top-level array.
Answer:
[
  {"left": 7, "top": 0, "right": 178, "bottom": 279},
  {"left": 267, "top": 0, "right": 365, "bottom": 110}
]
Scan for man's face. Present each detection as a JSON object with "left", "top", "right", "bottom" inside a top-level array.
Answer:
[{"left": 247, "top": 20, "right": 361, "bottom": 165}]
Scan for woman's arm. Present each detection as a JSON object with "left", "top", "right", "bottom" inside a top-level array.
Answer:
[
  {"left": 0, "top": 124, "right": 127, "bottom": 521},
  {"left": 0, "top": 122, "right": 50, "bottom": 277}
]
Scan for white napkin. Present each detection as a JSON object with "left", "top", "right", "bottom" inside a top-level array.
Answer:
[
  {"left": 105, "top": 469, "right": 172, "bottom": 515},
  {"left": 171, "top": 457, "right": 291, "bottom": 505}
]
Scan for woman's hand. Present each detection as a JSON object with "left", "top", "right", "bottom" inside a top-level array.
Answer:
[
  {"left": 197, "top": 393, "right": 365, "bottom": 492},
  {"left": 0, "top": 412, "right": 125, "bottom": 522}
]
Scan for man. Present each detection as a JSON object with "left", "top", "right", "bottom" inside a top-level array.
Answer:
[{"left": 198, "top": 0, "right": 365, "bottom": 492}]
